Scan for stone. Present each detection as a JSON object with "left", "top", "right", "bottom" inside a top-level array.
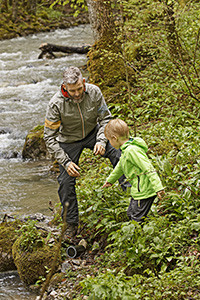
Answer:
[{"left": 22, "top": 125, "right": 49, "bottom": 160}]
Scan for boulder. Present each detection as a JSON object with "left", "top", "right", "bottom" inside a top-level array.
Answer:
[
  {"left": 22, "top": 125, "right": 49, "bottom": 160},
  {"left": 12, "top": 236, "right": 61, "bottom": 285}
]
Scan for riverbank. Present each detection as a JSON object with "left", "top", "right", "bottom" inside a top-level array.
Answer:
[
  {"left": 0, "top": 2, "right": 89, "bottom": 40},
  {"left": 1, "top": 1, "right": 200, "bottom": 299},
  {"left": 0, "top": 24, "right": 95, "bottom": 299}
]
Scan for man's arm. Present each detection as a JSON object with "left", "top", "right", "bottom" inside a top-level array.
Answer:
[{"left": 44, "top": 100, "right": 71, "bottom": 167}]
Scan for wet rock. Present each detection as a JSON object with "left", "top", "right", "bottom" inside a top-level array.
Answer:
[
  {"left": 22, "top": 125, "right": 49, "bottom": 160},
  {"left": 25, "top": 213, "right": 46, "bottom": 222},
  {"left": 0, "top": 128, "right": 11, "bottom": 134},
  {"left": 1, "top": 150, "right": 19, "bottom": 159},
  {"left": 61, "top": 261, "right": 71, "bottom": 272},
  {"left": 0, "top": 129, "right": 7, "bottom": 134}
]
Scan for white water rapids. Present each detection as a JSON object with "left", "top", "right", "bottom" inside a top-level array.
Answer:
[{"left": 0, "top": 24, "right": 94, "bottom": 299}]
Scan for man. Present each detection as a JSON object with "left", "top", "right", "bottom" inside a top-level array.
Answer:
[{"left": 44, "top": 66, "right": 127, "bottom": 239}]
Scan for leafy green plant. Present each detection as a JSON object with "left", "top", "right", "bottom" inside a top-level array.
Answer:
[
  {"left": 50, "top": 0, "right": 88, "bottom": 16},
  {"left": 80, "top": 259, "right": 200, "bottom": 300},
  {"left": 16, "top": 220, "right": 44, "bottom": 252}
]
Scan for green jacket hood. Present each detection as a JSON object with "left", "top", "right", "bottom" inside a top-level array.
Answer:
[{"left": 121, "top": 137, "right": 148, "bottom": 153}]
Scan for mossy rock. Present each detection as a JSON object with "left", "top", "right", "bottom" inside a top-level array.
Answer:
[
  {"left": 22, "top": 125, "right": 49, "bottom": 160},
  {"left": 0, "top": 220, "right": 21, "bottom": 272},
  {"left": 12, "top": 237, "right": 61, "bottom": 285}
]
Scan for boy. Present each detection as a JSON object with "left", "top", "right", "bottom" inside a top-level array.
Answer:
[{"left": 103, "top": 119, "right": 165, "bottom": 223}]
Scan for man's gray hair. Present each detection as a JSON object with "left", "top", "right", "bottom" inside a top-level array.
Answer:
[{"left": 63, "top": 66, "right": 83, "bottom": 85}]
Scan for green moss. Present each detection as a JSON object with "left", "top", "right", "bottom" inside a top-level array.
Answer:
[
  {"left": 0, "top": 220, "right": 22, "bottom": 271},
  {"left": 28, "top": 125, "right": 44, "bottom": 139},
  {"left": 12, "top": 237, "right": 61, "bottom": 285}
]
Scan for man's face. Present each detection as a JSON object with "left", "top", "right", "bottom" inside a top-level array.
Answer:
[{"left": 64, "top": 78, "right": 85, "bottom": 103}]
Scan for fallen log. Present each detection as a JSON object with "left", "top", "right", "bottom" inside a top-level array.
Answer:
[{"left": 38, "top": 42, "right": 91, "bottom": 59}]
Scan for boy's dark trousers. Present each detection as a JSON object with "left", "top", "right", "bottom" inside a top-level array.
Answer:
[
  {"left": 58, "top": 126, "right": 127, "bottom": 225},
  {"left": 127, "top": 195, "right": 156, "bottom": 223}
]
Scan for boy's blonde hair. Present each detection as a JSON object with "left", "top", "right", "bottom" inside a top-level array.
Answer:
[{"left": 104, "top": 119, "right": 129, "bottom": 139}]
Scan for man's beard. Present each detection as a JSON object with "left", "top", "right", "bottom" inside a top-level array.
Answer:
[
  {"left": 69, "top": 91, "right": 84, "bottom": 103},
  {"left": 72, "top": 97, "right": 84, "bottom": 104}
]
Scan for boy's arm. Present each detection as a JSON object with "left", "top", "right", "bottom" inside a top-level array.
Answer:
[
  {"left": 105, "top": 160, "right": 124, "bottom": 185},
  {"left": 102, "top": 182, "right": 113, "bottom": 188}
]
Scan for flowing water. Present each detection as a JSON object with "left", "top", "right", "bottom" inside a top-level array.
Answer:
[{"left": 0, "top": 24, "right": 94, "bottom": 299}]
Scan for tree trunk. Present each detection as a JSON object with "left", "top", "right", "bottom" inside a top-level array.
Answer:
[
  {"left": 86, "top": 0, "right": 99, "bottom": 40},
  {"left": 12, "top": 0, "right": 18, "bottom": 22},
  {"left": 26, "top": 0, "right": 37, "bottom": 15},
  {"left": 164, "top": 2, "right": 183, "bottom": 59},
  {"left": 86, "top": 0, "right": 117, "bottom": 40},
  {"left": 1, "top": 0, "right": 8, "bottom": 13}
]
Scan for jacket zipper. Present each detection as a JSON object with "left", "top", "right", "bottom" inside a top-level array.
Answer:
[
  {"left": 77, "top": 103, "right": 85, "bottom": 138},
  {"left": 137, "top": 175, "right": 141, "bottom": 192}
]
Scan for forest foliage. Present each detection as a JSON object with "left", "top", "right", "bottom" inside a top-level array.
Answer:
[
  {"left": 0, "top": 0, "right": 88, "bottom": 39},
  {"left": 1, "top": 0, "right": 199, "bottom": 298},
  {"left": 75, "top": 0, "right": 200, "bottom": 299}
]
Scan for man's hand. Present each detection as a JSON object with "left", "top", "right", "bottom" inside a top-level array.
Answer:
[
  {"left": 102, "top": 181, "right": 113, "bottom": 188},
  {"left": 67, "top": 162, "right": 80, "bottom": 177},
  {"left": 93, "top": 144, "right": 105, "bottom": 156},
  {"left": 157, "top": 190, "right": 165, "bottom": 200}
]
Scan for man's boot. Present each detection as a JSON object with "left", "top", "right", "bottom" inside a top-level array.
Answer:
[{"left": 64, "top": 223, "right": 78, "bottom": 240}]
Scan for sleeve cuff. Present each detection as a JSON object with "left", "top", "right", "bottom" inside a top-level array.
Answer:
[
  {"left": 95, "top": 141, "right": 107, "bottom": 148},
  {"left": 63, "top": 160, "right": 71, "bottom": 170}
]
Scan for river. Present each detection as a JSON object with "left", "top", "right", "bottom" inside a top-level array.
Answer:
[{"left": 0, "top": 24, "right": 94, "bottom": 300}]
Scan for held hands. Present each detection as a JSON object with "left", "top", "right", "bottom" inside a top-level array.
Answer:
[
  {"left": 102, "top": 181, "right": 113, "bottom": 188},
  {"left": 67, "top": 162, "right": 80, "bottom": 177},
  {"left": 93, "top": 144, "right": 105, "bottom": 156},
  {"left": 157, "top": 190, "right": 165, "bottom": 200}
]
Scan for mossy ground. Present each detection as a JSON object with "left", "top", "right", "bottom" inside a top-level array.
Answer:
[{"left": 0, "top": 3, "right": 89, "bottom": 40}]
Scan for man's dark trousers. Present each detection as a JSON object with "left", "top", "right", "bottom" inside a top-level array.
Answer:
[{"left": 58, "top": 126, "right": 126, "bottom": 225}]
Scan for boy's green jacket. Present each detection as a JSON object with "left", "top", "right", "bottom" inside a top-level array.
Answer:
[{"left": 107, "top": 137, "right": 164, "bottom": 200}]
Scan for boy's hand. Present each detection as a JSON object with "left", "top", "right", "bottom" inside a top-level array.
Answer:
[
  {"left": 67, "top": 162, "right": 80, "bottom": 177},
  {"left": 93, "top": 144, "right": 105, "bottom": 156},
  {"left": 157, "top": 190, "right": 165, "bottom": 200},
  {"left": 102, "top": 181, "right": 113, "bottom": 188}
]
